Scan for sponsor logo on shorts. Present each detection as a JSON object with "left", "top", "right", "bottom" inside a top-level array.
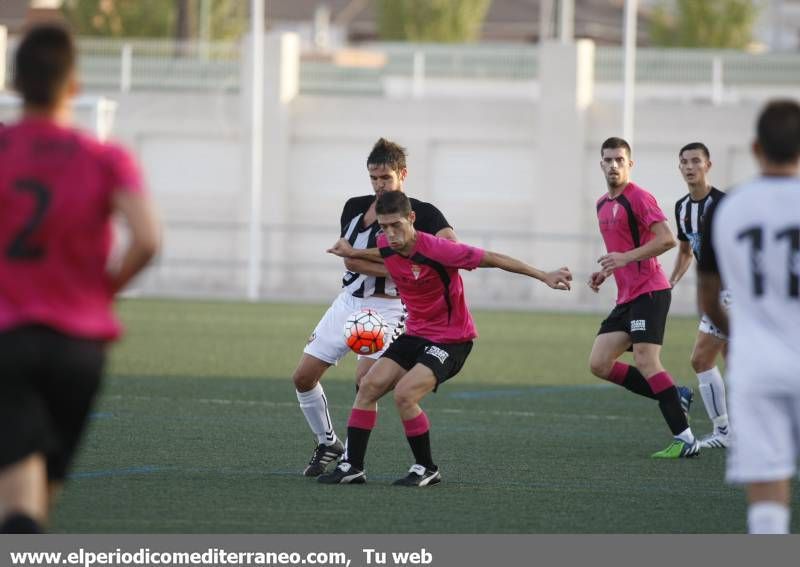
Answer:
[
  {"left": 424, "top": 345, "right": 449, "bottom": 364},
  {"left": 630, "top": 319, "right": 647, "bottom": 333},
  {"left": 307, "top": 332, "right": 316, "bottom": 344}
]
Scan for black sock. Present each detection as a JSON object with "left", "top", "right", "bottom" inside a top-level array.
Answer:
[
  {"left": 1, "top": 513, "right": 43, "bottom": 534},
  {"left": 344, "top": 426, "right": 371, "bottom": 470},
  {"left": 406, "top": 432, "right": 435, "bottom": 469},
  {"left": 655, "top": 386, "right": 689, "bottom": 435},
  {"left": 621, "top": 366, "right": 658, "bottom": 400}
]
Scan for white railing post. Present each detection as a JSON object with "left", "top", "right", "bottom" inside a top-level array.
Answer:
[
  {"left": 120, "top": 43, "right": 133, "bottom": 93},
  {"left": 412, "top": 50, "right": 425, "bottom": 99},
  {"left": 711, "top": 55, "right": 723, "bottom": 105},
  {"left": 0, "top": 26, "right": 6, "bottom": 91},
  {"left": 247, "top": 0, "right": 265, "bottom": 301},
  {"left": 622, "top": 0, "right": 638, "bottom": 144}
]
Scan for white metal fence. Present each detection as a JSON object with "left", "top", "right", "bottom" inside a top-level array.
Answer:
[{"left": 4, "top": 37, "right": 799, "bottom": 98}]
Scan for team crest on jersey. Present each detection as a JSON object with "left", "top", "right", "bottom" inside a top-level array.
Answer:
[
  {"left": 612, "top": 203, "right": 620, "bottom": 218},
  {"left": 411, "top": 264, "right": 422, "bottom": 280}
]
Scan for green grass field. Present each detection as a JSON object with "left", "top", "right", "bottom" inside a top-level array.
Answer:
[{"left": 51, "top": 298, "right": 799, "bottom": 533}]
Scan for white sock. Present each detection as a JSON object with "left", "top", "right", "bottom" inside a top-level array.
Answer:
[
  {"left": 296, "top": 384, "right": 337, "bottom": 445},
  {"left": 748, "top": 502, "right": 790, "bottom": 534},
  {"left": 697, "top": 367, "right": 728, "bottom": 429},
  {"left": 676, "top": 427, "right": 695, "bottom": 444}
]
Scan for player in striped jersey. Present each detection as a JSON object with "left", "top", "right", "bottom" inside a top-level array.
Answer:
[
  {"left": 699, "top": 100, "right": 800, "bottom": 534},
  {"left": 668, "top": 143, "right": 730, "bottom": 449},
  {"left": 292, "top": 138, "right": 456, "bottom": 477}
]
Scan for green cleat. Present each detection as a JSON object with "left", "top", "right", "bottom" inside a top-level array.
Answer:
[{"left": 651, "top": 439, "right": 700, "bottom": 459}]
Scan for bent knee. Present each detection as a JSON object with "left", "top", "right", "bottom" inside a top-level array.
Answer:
[
  {"left": 690, "top": 351, "right": 715, "bottom": 373},
  {"left": 292, "top": 372, "right": 316, "bottom": 392},
  {"left": 589, "top": 357, "right": 612, "bottom": 379},
  {"left": 356, "top": 378, "right": 385, "bottom": 405}
]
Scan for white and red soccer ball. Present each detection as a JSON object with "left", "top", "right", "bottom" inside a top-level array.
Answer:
[{"left": 343, "top": 309, "right": 389, "bottom": 354}]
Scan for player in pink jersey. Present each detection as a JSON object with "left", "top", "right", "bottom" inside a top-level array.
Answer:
[
  {"left": 588, "top": 137, "right": 699, "bottom": 459},
  {"left": 0, "top": 25, "right": 159, "bottom": 533},
  {"left": 321, "top": 191, "right": 572, "bottom": 485}
]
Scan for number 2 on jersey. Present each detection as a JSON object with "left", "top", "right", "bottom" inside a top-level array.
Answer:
[
  {"left": 6, "top": 178, "right": 52, "bottom": 260},
  {"left": 737, "top": 225, "right": 800, "bottom": 298}
]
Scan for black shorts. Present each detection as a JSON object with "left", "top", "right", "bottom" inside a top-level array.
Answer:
[
  {"left": 597, "top": 288, "right": 671, "bottom": 346},
  {"left": 0, "top": 325, "right": 106, "bottom": 481},
  {"left": 381, "top": 334, "right": 473, "bottom": 390}
]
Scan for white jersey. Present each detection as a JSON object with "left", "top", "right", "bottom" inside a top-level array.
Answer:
[{"left": 703, "top": 176, "right": 800, "bottom": 390}]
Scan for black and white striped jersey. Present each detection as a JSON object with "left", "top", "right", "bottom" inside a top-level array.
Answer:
[
  {"left": 675, "top": 187, "right": 726, "bottom": 261},
  {"left": 339, "top": 195, "right": 451, "bottom": 298}
]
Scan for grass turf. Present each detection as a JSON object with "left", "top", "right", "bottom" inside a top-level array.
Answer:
[{"left": 50, "top": 298, "right": 798, "bottom": 533}]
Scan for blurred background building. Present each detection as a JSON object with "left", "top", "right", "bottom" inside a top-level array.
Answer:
[{"left": 1, "top": 1, "right": 799, "bottom": 314}]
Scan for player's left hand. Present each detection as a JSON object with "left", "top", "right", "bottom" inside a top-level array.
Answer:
[
  {"left": 327, "top": 238, "right": 355, "bottom": 258},
  {"left": 598, "top": 252, "right": 630, "bottom": 273},
  {"left": 544, "top": 267, "right": 572, "bottom": 291}
]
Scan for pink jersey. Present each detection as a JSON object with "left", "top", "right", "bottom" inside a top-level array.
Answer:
[
  {"left": 377, "top": 231, "right": 485, "bottom": 343},
  {"left": 596, "top": 182, "right": 671, "bottom": 304},
  {"left": 0, "top": 118, "right": 144, "bottom": 340}
]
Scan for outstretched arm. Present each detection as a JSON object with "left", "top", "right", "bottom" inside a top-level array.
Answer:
[
  {"left": 479, "top": 251, "right": 572, "bottom": 291},
  {"left": 327, "top": 238, "right": 382, "bottom": 261},
  {"left": 343, "top": 257, "right": 388, "bottom": 277},
  {"left": 598, "top": 221, "right": 677, "bottom": 274}
]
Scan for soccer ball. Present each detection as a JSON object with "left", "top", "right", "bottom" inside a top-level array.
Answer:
[{"left": 343, "top": 309, "right": 389, "bottom": 354}]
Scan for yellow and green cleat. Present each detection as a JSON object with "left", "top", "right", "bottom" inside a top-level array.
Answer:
[{"left": 651, "top": 438, "right": 700, "bottom": 459}]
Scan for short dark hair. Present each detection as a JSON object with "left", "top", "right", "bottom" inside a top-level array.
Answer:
[
  {"left": 756, "top": 100, "right": 800, "bottom": 164},
  {"left": 679, "top": 142, "right": 710, "bottom": 160},
  {"left": 375, "top": 190, "right": 411, "bottom": 217},
  {"left": 600, "top": 137, "right": 632, "bottom": 158},
  {"left": 14, "top": 24, "right": 76, "bottom": 107},
  {"left": 367, "top": 138, "right": 407, "bottom": 172}
]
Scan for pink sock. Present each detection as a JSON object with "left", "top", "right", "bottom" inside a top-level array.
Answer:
[
  {"left": 647, "top": 371, "right": 675, "bottom": 394},
  {"left": 348, "top": 408, "right": 377, "bottom": 430},
  {"left": 607, "top": 362, "right": 629, "bottom": 385},
  {"left": 403, "top": 412, "right": 430, "bottom": 437}
]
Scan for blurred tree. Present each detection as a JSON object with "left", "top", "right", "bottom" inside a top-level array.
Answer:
[
  {"left": 61, "top": 0, "right": 246, "bottom": 41},
  {"left": 650, "top": 0, "right": 759, "bottom": 48},
  {"left": 61, "top": 0, "right": 175, "bottom": 38},
  {"left": 377, "top": 0, "right": 492, "bottom": 43}
]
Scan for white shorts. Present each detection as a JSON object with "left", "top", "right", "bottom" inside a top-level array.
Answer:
[
  {"left": 303, "top": 291, "right": 406, "bottom": 365},
  {"left": 726, "top": 381, "right": 800, "bottom": 485},
  {"left": 698, "top": 290, "right": 731, "bottom": 341},
  {"left": 698, "top": 314, "right": 728, "bottom": 341}
]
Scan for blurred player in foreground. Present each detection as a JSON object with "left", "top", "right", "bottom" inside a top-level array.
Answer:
[
  {"left": 699, "top": 100, "right": 800, "bottom": 534},
  {"left": 0, "top": 24, "right": 159, "bottom": 533}
]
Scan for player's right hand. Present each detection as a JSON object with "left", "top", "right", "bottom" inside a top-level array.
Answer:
[
  {"left": 588, "top": 271, "right": 606, "bottom": 293},
  {"left": 327, "top": 238, "right": 355, "bottom": 258},
  {"left": 544, "top": 267, "right": 572, "bottom": 291}
]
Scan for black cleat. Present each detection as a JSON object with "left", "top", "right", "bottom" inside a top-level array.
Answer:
[
  {"left": 317, "top": 461, "right": 366, "bottom": 484},
  {"left": 303, "top": 440, "right": 344, "bottom": 477},
  {"left": 392, "top": 464, "right": 441, "bottom": 487}
]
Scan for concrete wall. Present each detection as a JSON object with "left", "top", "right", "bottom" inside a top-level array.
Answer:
[
  {"left": 115, "top": 88, "right": 761, "bottom": 314},
  {"left": 0, "top": 33, "right": 771, "bottom": 314}
]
